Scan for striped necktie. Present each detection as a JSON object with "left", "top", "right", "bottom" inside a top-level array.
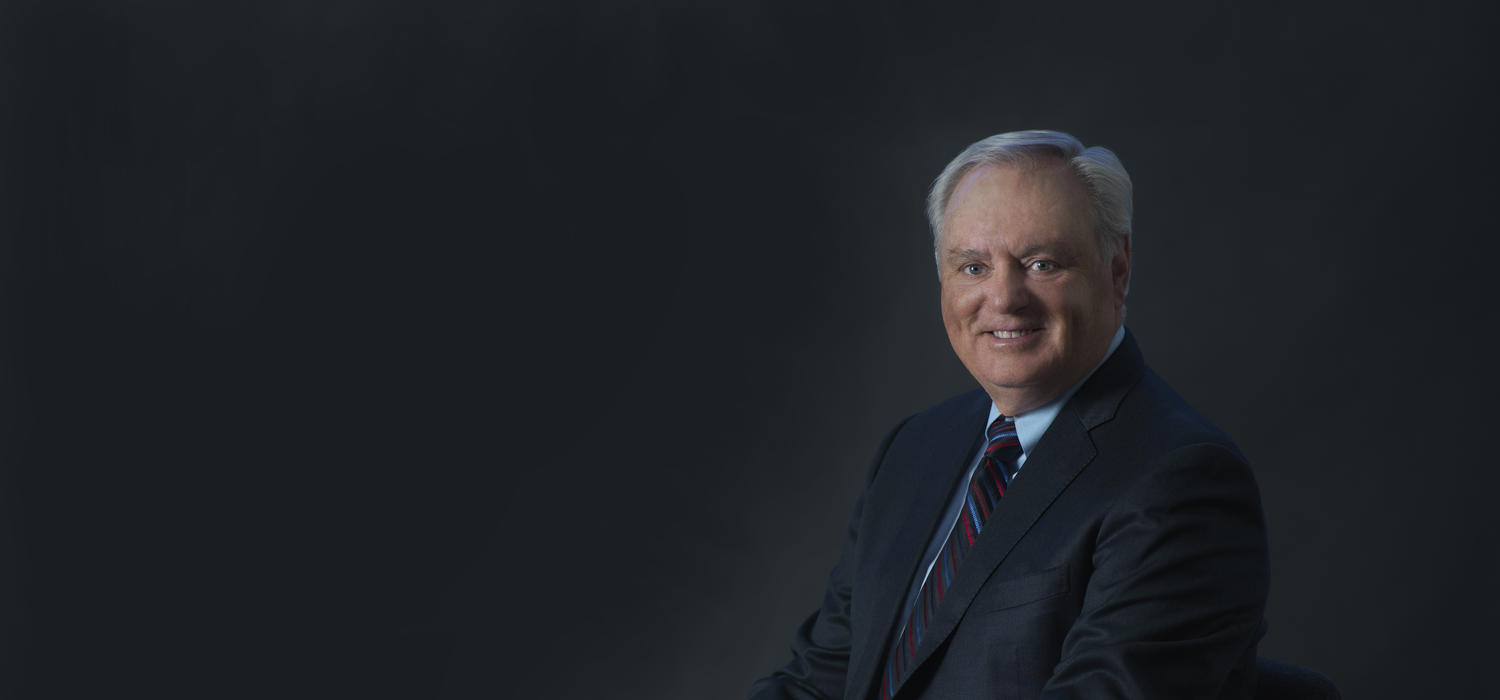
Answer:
[{"left": 879, "top": 414, "right": 1023, "bottom": 698}]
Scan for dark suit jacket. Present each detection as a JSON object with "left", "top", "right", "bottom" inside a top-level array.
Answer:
[{"left": 750, "top": 331, "right": 1268, "bottom": 699}]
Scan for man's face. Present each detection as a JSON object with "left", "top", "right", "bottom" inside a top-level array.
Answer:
[{"left": 938, "top": 161, "right": 1130, "bottom": 416}]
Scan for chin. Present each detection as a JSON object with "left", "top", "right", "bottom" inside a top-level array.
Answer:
[
  {"left": 979, "top": 364, "right": 1054, "bottom": 391},
  {"left": 976, "top": 367, "right": 1066, "bottom": 406}
]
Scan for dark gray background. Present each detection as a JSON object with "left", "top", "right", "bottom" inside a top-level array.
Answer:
[{"left": 2, "top": 1, "right": 1496, "bottom": 698}]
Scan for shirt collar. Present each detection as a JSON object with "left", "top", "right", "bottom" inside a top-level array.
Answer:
[{"left": 986, "top": 326, "right": 1126, "bottom": 467}]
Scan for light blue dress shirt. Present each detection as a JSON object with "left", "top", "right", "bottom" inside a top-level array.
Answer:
[{"left": 898, "top": 326, "right": 1126, "bottom": 616}]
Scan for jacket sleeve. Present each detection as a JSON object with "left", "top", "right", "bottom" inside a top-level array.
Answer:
[
  {"left": 747, "top": 418, "right": 909, "bottom": 700},
  {"left": 1042, "top": 442, "right": 1269, "bottom": 699}
]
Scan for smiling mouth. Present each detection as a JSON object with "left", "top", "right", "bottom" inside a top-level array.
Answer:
[{"left": 990, "top": 329, "right": 1040, "bottom": 339}]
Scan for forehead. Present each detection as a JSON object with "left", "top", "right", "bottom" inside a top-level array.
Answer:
[{"left": 941, "top": 161, "right": 1095, "bottom": 249}]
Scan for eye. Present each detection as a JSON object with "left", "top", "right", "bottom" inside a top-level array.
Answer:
[
  {"left": 962, "top": 263, "right": 986, "bottom": 276},
  {"left": 1029, "top": 260, "right": 1057, "bottom": 272}
]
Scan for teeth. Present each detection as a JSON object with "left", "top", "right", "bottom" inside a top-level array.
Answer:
[{"left": 992, "top": 330, "right": 1032, "bottom": 338}]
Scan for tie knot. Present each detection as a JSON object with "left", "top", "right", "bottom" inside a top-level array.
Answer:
[
  {"left": 986, "top": 415, "right": 1017, "bottom": 443},
  {"left": 984, "top": 415, "right": 1022, "bottom": 477}
]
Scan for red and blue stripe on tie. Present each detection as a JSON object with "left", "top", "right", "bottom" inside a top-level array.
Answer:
[{"left": 879, "top": 414, "right": 1022, "bottom": 698}]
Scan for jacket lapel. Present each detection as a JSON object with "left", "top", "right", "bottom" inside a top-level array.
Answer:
[
  {"left": 846, "top": 393, "right": 988, "bottom": 700},
  {"left": 887, "top": 408, "right": 1097, "bottom": 697},
  {"left": 870, "top": 332, "right": 1146, "bottom": 700}
]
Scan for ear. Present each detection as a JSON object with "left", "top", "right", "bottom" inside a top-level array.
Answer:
[{"left": 1111, "top": 234, "right": 1132, "bottom": 305}]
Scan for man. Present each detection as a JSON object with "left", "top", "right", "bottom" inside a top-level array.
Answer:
[{"left": 749, "top": 131, "right": 1268, "bottom": 699}]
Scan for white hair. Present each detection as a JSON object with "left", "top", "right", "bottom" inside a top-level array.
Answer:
[{"left": 926, "top": 130, "right": 1133, "bottom": 264}]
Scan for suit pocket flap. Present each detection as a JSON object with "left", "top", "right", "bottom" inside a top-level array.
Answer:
[{"left": 974, "top": 564, "right": 1070, "bottom": 612}]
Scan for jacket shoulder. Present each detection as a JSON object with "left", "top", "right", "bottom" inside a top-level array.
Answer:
[
  {"left": 903, "top": 388, "right": 990, "bottom": 430},
  {"left": 1100, "top": 366, "right": 1249, "bottom": 465}
]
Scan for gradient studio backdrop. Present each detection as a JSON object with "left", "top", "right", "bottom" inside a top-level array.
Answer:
[{"left": 1, "top": 1, "right": 1496, "bottom": 698}]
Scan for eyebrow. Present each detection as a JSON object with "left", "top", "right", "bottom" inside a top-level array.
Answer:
[
  {"left": 1018, "top": 240, "right": 1086, "bottom": 261},
  {"left": 944, "top": 247, "right": 988, "bottom": 263},
  {"left": 1015, "top": 243, "right": 1060, "bottom": 259},
  {"left": 944, "top": 242, "right": 1082, "bottom": 263}
]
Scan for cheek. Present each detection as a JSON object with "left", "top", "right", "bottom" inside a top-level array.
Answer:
[
  {"left": 941, "top": 305, "right": 965, "bottom": 336},
  {"left": 942, "top": 285, "right": 981, "bottom": 315},
  {"left": 1056, "top": 280, "right": 1105, "bottom": 316},
  {"left": 939, "top": 288, "right": 962, "bottom": 321}
]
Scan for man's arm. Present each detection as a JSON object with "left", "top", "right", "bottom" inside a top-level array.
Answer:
[
  {"left": 747, "top": 418, "right": 909, "bottom": 700},
  {"left": 1043, "top": 442, "right": 1269, "bottom": 699},
  {"left": 745, "top": 530, "right": 858, "bottom": 700}
]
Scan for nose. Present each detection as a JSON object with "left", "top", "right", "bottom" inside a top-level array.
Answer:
[{"left": 985, "top": 262, "right": 1032, "bottom": 314}]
